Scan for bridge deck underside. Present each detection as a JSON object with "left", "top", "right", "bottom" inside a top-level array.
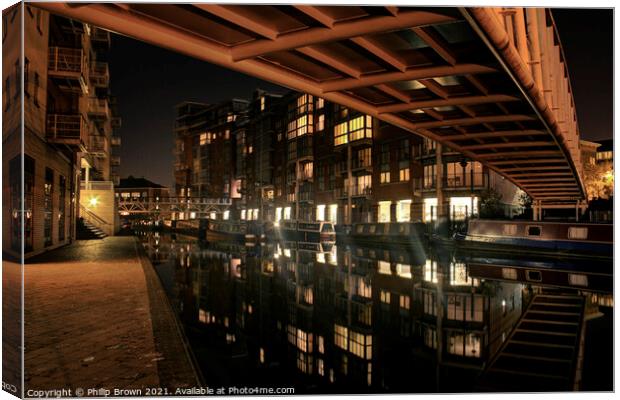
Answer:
[{"left": 40, "top": 4, "right": 584, "bottom": 201}]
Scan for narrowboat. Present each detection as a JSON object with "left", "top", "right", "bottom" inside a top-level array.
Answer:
[
  {"left": 204, "top": 219, "right": 246, "bottom": 242},
  {"left": 275, "top": 221, "right": 336, "bottom": 244},
  {"left": 456, "top": 219, "right": 613, "bottom": 258},
  {"left": 345, "top": 222, "right": 427, "bottom": 246},
  {"left": 462, "top": 251, "right": 613, "bottom": 293},
  {"left": 173, "top": 219, "right": 200, "bottom": 237}
]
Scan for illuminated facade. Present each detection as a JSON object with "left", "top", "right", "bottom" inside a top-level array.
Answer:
[{"left": 229, "top": 91, "right": 521, "bottom": 225}]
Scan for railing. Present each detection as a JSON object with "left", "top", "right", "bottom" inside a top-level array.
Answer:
[
  {"left": 88, "top": 135, "right": 108, "bottom": 153},
  {"left": 81, "top": 180, "right": 114, "bottom": 191},
  {"left": 48, "top": 47, "right": 83, "bottom": 74},
  {"left": 110, "top": 155, "right": 121, "bottom": 166},
  {"left": 299, "top": 172, "right": 313, "bottom": 181},
  {"left": 91, "top": 27, "right": 111, "bottom": 43},
  {"left": 443, "top": 173, "right": 488, "bottom": 188},
  {"left": 79, "top": 203, "right": 112, "bottom": 232},
  {"left": 90, "top": 61, "right": 109, "bottom": 87},
  {"left": 298, "top": 192, "right": 313, "bottom": 202},
  {"left": 110, "top": 135, "right": 121, "bottom": 146},
  {"left": 111, "top": 117, "right": 122, "bottom": 129},
  {"left": 46, "top": 114, "right": 87, "bottom": 141},
  {"left": 118, "top": 196, "right": 232, "bottom": 205},
  {"left": 335, "top": 186, "right": 372, "bottom": 198},
  {"left": 88, "top": 97, "right": 110, "bottom": 117}
]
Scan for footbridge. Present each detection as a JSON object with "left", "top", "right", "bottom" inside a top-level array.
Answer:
[
  {"left": 40, "top": 4, "right": 586, "bottom": 205},
  {"left": 118, "top": 197, "right": 231, "bottom": 218}
]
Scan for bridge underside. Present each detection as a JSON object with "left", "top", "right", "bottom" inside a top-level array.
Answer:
[{"left": 38, "top": 4, "right": 585, "bottom": 201}]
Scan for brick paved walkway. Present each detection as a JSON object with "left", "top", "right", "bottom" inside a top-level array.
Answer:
[{"left": 24, "top": 237, "right": 198, "bottom": 394}]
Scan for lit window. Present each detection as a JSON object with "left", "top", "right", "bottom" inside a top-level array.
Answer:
[
  {"left": 423, "top": 198, "right": 437, "bottom": 222},
  {"left": 503, "top": 224, "right": 517, "bottom": 235},
  {"left": 396, "top": 199, "right": 411, "bottom": 222},
  {"left": 380, "top": 290, "right": 391, "bottom": 304},
  {"left": 334, "top": 324, "right": 348, "bottom": 350},
  {"left": 502, "top": 268, "right": 518, "bottom": 280},
  {"left": 316, "top": 204, "right": 326, "bottom": 221},
  {"left": 275, "top": 207, "right": 282, "bottom": 225},
  {"left": 400, "top": 295, "right": 410, "bottom": 310},
  {"left": 424, "top": 259, "right": 437, "bottom": 283},
  {"left": 568, "top": 227, "right": 588, "bottom": 239},
  {"left": 399, "top": 168, "right": 410, "bottom": 181},
  {"left": 568, "top": 274, "right": 588, "bottom": 287},
  {"left": 380, "top": 172, "right": 390, "bottom": 184},
  {"left": 316, "top": 114, "right": 325, "bottom": 131},
  {"left": 260, "top": 96, "right": 265, "bottom": 111},
  {"left": 223, "top": 210, "right": 230, "bottom": 220},
  {"left": 378, "top": 201, "right": 391, "bottom": 223}
]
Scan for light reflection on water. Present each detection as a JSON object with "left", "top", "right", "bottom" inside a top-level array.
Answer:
[{"left": 137, "top": 231, "right": 613, "bottom": 393}]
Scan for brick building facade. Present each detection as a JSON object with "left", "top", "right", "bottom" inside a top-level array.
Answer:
[{"left": 3, "top": 5, "right": 120, "bottom": 258}]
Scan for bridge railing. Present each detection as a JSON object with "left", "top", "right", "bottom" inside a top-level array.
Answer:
[
  {"left": 469, "top": 8, "right": 584, "bottom": 194},
  {"left": 117, "top": 196, "right": 232, "bottom": 205}
]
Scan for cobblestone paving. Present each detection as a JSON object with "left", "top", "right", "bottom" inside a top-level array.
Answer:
[
  {"left": 3, "top": 260, "right": 23, "bottom": 397},
  {"left": 23, "top": 237, "right": 198, "bottom": 394}
]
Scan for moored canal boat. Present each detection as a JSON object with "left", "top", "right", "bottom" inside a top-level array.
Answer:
[
  {"left": 461, "top": 251, "right": 613, "bottom": 293},
  {"left": 275, "top": 220, "right": 336, "bottom": 244},
  {"left": 456, "top": 219, "right": 613, "bottom": 258},
  {"left": 204, "top": 219, "right": 246, "bottom": 242},
  {"left": 345, "top": 222, "right": 427, "bottom": 246}
]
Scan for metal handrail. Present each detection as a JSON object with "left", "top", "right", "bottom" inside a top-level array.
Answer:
[{"left": 79, "top": 203, "right": 112, "bottom": 230}]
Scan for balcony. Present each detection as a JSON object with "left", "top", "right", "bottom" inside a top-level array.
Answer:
[
  {"left": 111, "top": 116, "right": 122, "bottom": 129},
  {"left": 87, "top": 97, "right": 110, "bottom": 119},
  {"left": 90, "top": 62, "right": 109, "bottom": 87},
  {"left": 299, "top": 192, "right": 314, "bottom": 203},
  {"left": 443, "top": 173, "right": 488, "bottom": 189},
  {"left": 80, "top": 180, "right": 114, "bottom": 191},
  {"left": 48, "top": 47, "right": 88, "bottom": 93},
  {"left": 91, "top": 27, "right": 111, "bottom": 45},
  {"left": 88, "top": 135, "right": 108, "bottom": 157},
  {"left": 110, "top": 135, "right": 121, "bottom": 146},
  {"left": 335, "top": 186, "right": 372, "bottom": 199},
  {"left": 46, "top": 114, "right": 88, "bottom": 151},
  {"left": 110, "top": 155, "right": 121, "bottom": 166},
  {"left": 339, "top": 159, "right": 372, "bottom": 175},
  {"left": 48, "top": 47, "right": 83, "bottom": 77}
]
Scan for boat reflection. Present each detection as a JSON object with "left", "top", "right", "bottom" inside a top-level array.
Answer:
[{"left": 139, "top": 232, "right": 612, "bottom": 393}]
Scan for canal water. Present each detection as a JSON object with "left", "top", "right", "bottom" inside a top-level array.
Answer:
[{"left": 136, "top": 230, "right": 613, "bottom": 393}]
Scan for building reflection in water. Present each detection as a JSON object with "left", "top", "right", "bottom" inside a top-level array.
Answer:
[{"left": 139, "top": 232, "right": 611, "bottom": 393}]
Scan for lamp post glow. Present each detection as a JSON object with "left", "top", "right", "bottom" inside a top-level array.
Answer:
[{"left": 89, "top": 197, "right": 99, "bottom": 207}]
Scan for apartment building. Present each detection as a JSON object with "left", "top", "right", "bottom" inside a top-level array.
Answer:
[
  {"left": 2, "top": 6, "right": 120, "bottom": 258},
  {"left": 174, "top": 99, "right": 248, "bottom": 205},
  {"left": 234, "top": 92, "right": 521, "bottom": 226}
]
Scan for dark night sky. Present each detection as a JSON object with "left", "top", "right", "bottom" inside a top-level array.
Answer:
[{"left": 108, "top": 8, "right": 613, "bottom": 189}]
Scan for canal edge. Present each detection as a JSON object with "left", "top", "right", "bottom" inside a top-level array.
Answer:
[{"left": 133, "top": 237, "right": 206, "bottom": 389}]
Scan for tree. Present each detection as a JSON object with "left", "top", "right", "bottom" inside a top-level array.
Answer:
[
  {"left": 479, "top": 188, "right": 505, "bottom": 219},
  {"left": 584, "top": 161, "right": 614, "bottom": 200},
  {"left": 516, "top": 191, "right": 533, "bottom": 219}
]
